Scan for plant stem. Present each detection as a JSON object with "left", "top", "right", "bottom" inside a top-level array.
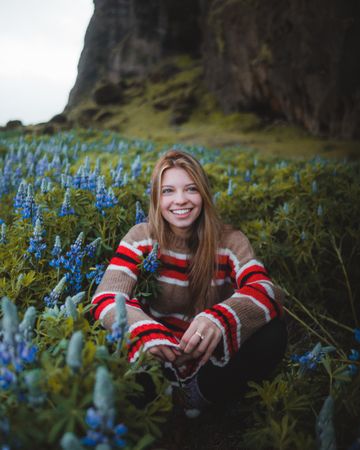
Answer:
[
  {"left": 283, "top": 306, "right": 346, "bottom": 358},
  {"left": 281, "top": 286, "right": 342, "bottom": 350},
  {"left": 330, "top": 233, "right": 358, "bottom": 327},
  {"left": 317, "top": 313, "right": 354, "bottom": 333}
]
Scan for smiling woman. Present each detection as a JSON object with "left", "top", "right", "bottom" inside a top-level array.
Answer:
[
  {"left": 91, "top": 149, "right": 288, "bottom": 418},
  {"left": 0, "top": 0, "right": 93, "bottom": 125}
]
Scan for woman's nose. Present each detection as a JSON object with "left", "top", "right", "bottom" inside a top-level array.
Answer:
[{"left": 174, "top": 190, "right": 187, "bottom": 203}]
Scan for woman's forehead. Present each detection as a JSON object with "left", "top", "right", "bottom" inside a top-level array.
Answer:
[{"left": 161, "top": 167, "right": 195, "bottom": 184}]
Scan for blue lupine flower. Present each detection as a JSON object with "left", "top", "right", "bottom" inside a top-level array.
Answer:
[
  {"left": 146, "top": 182, "right": 151, "bottom": 195},
  {"left": 33, "top": 204, "right": 44, "bottom": 227},
  {"left": 86, "top": 264, "right": 105, "bottom": 285},
  {"left": 24, "top": 369, "right": 46, "bottom": 406},
  {"left": 143, "top": 243, "right": 159, "bottom": 273},
  {"left": 294, "top": 172, "right": 300, "bottom": 185},
  {"left": 59, "top": 189, "right": 75, "bottom": 216},
  {"left": 85, "top": 407, "right": 102, "bottom": 429},
  {"left": 66, "top": 331, "right": 84, "bottom": 371},
  {"left": 0, "top": 299, "right": 37, "bottom": 376},
  {"left": 316, "top": 395, "right": 336, "bottom": 450},
  {"left": 27, "top": 219, "right": 47, "bottom": 260},
  {"left": 81, "top": 366, "right": 127, "bottom": 448},
  {"left": 60, "top": 233, "right": 85, "bottom": 294},
  {"left": 61, "top": 173, "right": 72, "bottom": 189},
  {"left": 106, "top": 294, "right": 128, "bottom": 344},
  {"left": 354, "top": 328, "right": 360, "bottom": 343},
  {"left": 95, "top": 176, "right": 107, "bottom": 214},
  {"left": 105, "top": 187, "right": 118, "bottom": 208},
  {"left": 40, "top": 177, "right": 49, "bottom": 194},
  {"left": 244, "top": 169, "right": 251, "bottom": 182},
  {"left": 13, "top": 180, "right": 27, "bottom": 211},
  {"left": 0, "top": 367, "right": 17, "bottom": 389},
  {"left": 135, "top": 201, "right": 146, "bottom": 224},
  {"left": 213, "top": 192, "right": 221, "bottom": 204},
  {"left": 85, "top": 238, "right": 101, "bottom": 258},
  {"left": 317, "top": 204, "right": 323, "bottom": 217},
  {"left": 348, "top": 364, "right": 358, "bottom": 376},
  {"left": 131, "top": 155, "right": 142, "bottom": 179},
  {"left": 283, "top": 202, "right": 289, "bottom": 214},
  {"left": 21, "top": 184, "right": 36, "bottom": 220},
  {"left": 349, "top": 349, "right": 360, "bottom": 361},
  {"left": 300, "top": 231, "right": 306, "bottom": 241},
  {"left": 312, "top": 180, "right": 318, "bottom": 194},
  {"left": 0, "top": 223, "right": 6, "bottom": 244},
  {"left": 49, "top": 235, "right": 62, "bottom": 268},
  {"left": 227, "top": 179, "right": 233, "bottom": 196},
  {"left": 44, "top": 276, "right": 66, "bottom": 307},
  {"left": 291, "top": 342, "right": 335, "bottom": 375}
]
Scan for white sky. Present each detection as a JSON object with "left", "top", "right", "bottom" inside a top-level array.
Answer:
[{"left": 0, "top": 0, "right": 94, "bottom": 125}]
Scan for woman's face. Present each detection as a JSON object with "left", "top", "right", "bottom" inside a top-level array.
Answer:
[{"left": 160, "top": 167, "right": 203, "bottom": 237}]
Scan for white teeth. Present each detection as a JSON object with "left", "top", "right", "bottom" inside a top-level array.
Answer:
[{"left": 172, "top": 209, "right": 191, "bottom": 215}]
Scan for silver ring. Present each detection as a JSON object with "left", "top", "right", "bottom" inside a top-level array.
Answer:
[{"left": 195, "top": 331, "right": 205, "bottom": 340}]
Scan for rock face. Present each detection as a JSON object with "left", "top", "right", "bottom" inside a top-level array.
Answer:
[
  {"left": 202, "top": 0, "right": 360, "bottom": 138},
  {"left": 66, "top": 0, "right": 360, "bottom": 138},
  {"left": 66, "top": 0, "right": 201, "bottom": 108}
]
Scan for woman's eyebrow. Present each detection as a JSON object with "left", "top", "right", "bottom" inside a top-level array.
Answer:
[{"left": 161, "top": 183, "right": 196, "bottom": 187}]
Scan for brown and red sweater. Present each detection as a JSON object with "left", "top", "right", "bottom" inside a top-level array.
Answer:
[{"left": 92, "top": 222, "right": 284, "bottom": 381}]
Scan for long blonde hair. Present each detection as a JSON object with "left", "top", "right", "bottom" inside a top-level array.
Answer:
[{"left": 148, "top": 150, "right": 222, "bottom": 314}]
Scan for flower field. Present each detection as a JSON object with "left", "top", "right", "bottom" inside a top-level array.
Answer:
[{"left": 0, "top": 129, "right": 359, "bottom": 450}]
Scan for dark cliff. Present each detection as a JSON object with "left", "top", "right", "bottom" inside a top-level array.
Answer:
[{"left": 66, "top": 0, "right": 360, "bottom": 139}]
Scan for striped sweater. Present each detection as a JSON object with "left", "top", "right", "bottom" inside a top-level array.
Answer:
[{"left": 92, "top": 222, "right": 284, "bottom": 381}]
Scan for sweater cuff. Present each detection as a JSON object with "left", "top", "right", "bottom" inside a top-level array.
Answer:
[
  {"left": 91, "top": 291, "right": 126, "bottom": 321},
  {"left": 196, "top": 303, "right": 241, "bottom": 367},
  {"left": 127, "top": 320, "right": 180, "bottom": 363}
]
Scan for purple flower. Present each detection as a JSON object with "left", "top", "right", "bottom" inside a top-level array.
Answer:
[
  {"left": 0, "top": 368, "right": 17, "bottom": 389},
  {"left": 86, "top": 264, "right": 105, "bottom": 285},
  {"left": 142, "top": 244, "right": 160, "bottom": 273},
  {"left": 49, "top": 235, "right": 62, "bottom": 268},
  {"left": 355, "top": 328, "right": 360, "bottom": 344},
  {"left": 59, "top": 189, "right": 75, "bottom": 217},
  {"left": 135, "top": 201, "right": 146, "bottom": 224},
  {"left": 349, "top": 349, "right": 360, "bottom": 361},
  {"left": 27, "top": 219, "right": 47, "bottom": 260}
]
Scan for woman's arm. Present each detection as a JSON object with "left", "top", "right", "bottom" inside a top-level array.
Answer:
[
  {"left": 180, "top": 229, "right": 284, "bottom": 366},
  {"left": 91, "top": 223, "right": 181, "bottom": 362}
]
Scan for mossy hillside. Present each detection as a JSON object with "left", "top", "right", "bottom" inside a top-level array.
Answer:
[{"left": 63, "top": 57, "right": 360, "bottom": 161}]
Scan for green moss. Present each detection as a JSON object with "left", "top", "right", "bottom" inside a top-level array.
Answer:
[{"left": 66, "top": 56, "right": 360, "bottom": 160}]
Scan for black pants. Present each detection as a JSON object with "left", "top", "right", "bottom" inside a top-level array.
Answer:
[
  {"left": 197, "top": 317, "right": 288, "bottom": 403},
  {"left": 133, "top": 318, "right": 287, "bottom": 406}
]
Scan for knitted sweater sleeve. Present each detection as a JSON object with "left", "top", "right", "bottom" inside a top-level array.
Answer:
[
  {"left": 91, "top": 223, "right": 179, "bottom": 362},
  {"left": 196, "top": 229, "right": 284, "bottom": 367}
]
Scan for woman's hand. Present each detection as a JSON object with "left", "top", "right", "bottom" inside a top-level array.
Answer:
[
  {"left": 147, "top": 345, "right": 182, "bottom": 363},
  {"left": 178, "top": 317, "right": 222, "bottom": 366}
]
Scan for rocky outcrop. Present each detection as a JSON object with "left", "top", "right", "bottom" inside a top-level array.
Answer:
[
  {"left": 202, "top": 0, "right": 360, "bottom": 138},
  {"left": 66, "top": 0, "right": 201, "bottom": 109},
  {"left": 66, "top": 0, "right": 360, "bottom": 138}
]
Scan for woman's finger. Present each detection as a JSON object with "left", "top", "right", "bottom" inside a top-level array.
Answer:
[
  {"left": 191, "top": 328, "right": 214, "bottom": 358},
  {"left": 161, "top": 346, "right": 177, "bottom": 362},
  {"left": 148, "top": 346, "right": 164, "bottom": 361},
  {"left": 179, "top": 321, "right": 199, "bottom": 352},
  {"left": 200, "top": 333, "right": 222, "bottom": 365}
]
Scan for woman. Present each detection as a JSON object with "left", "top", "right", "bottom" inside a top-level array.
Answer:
[{"left": 91, "top": 150, "right": 287, "bottom": 417}]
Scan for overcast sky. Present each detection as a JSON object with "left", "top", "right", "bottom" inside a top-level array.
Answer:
[{"left": 0, "top": 0, "right": 94, "bottom": 126}]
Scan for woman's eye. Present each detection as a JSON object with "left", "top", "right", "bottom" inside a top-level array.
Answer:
[
  {"left": 188, "top": 186, "right": 198, "bottom": 192},
  {"left": 161, "top": 188, "right": 172, "bottom": 194}
]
